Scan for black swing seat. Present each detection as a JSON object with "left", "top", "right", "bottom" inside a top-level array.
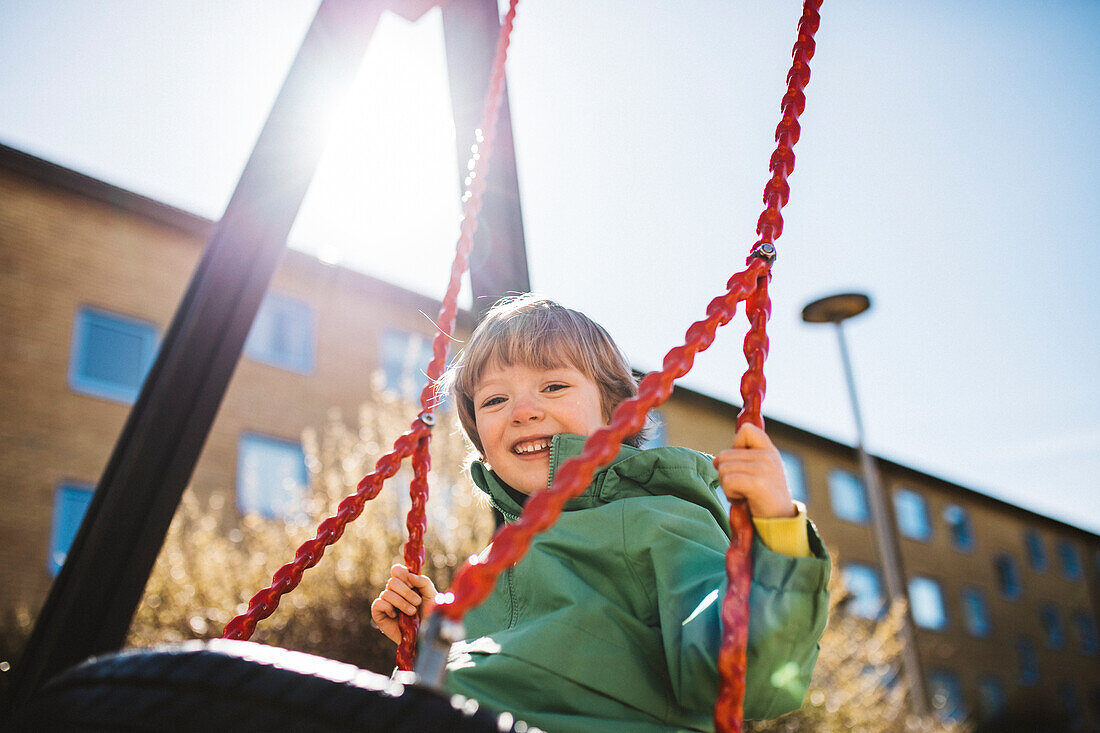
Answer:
[{"left": 8, "top": 639, "right": 529, "bottom": 732}]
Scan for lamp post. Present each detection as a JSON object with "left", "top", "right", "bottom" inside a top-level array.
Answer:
[{"left": 801, "top": 293, "right": 929, "bottom": 716}]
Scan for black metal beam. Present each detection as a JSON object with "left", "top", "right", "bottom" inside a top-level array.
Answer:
[
  {"left": 441, "top": 0, "right": 531, "bottom": 318},
  {"left": 6, "top": 0, "right": 385, "bottom": 711}
]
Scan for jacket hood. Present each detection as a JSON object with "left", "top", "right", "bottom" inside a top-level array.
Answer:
[{"left": 469, "top": 433, "right": 732, "bottom": 538}]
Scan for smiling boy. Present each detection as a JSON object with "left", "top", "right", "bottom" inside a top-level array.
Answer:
[{"left": 372, "top": 295, "right": 830, "bottom": 732}]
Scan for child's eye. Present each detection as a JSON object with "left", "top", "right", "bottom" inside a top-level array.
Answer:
[
  {"left": 544, "top": 383, "right": 569, "bottom": 393},
  {"left": 480, "top": 396, "right": 506, "bottom": 409}
]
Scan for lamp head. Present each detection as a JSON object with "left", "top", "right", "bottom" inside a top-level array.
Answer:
[{"left": 801, "top": 293, "right": 871, "bottom": 324}]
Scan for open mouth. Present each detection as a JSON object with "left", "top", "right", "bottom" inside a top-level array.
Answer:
[{"left": 512, "top": 437, "right": 551, "bottom": 456}]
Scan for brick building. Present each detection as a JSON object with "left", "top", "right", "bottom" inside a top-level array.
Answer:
[{"left": 1, "top": 143, "right": 1097, "bottom": 727}]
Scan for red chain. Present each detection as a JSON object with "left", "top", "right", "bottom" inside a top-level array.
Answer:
[
  {"left": 434, "top": 5, "right": 821, "bottom": 733},
  {"left": 715, "top": 0, "right": 820, "bottom": 727},
  {"left": 396, "top": 435, "right": 431, "bottom": 670},
  {"left": 222, "top": 0, "right": 521, "bottom": 646},
  {"left": 434, "top": 257, "right": 770, "bottom": 621},
  {"left": 714, "top": 273, "right": 770, "bottom": 730},
  {"left": 224, "top": 3, "right": 819, "bottom": 730},
  {"left": 222, "top": 422, "right": 429, "bottom": 640}
]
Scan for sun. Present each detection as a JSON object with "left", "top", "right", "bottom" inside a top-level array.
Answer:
[{"left": 288, "top": 8, "right": 465, "bottom": 299}]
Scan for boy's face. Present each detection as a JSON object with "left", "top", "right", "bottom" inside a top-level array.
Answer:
[{"left": 472, "top": 361, "right": 606, "bottom": 495}]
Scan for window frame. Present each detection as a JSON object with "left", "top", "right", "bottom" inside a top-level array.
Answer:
[
  {"left": 893, "top": 487, "right": 932, "bottom": 541},
  {"left": 909, "top": 575, "right": 949, "bottom": 631},
  {"left": 1040, "top": 602, "right": 1067, "bottom": 650},
  {"left": 68, "top": 305, "right": 160, "bottom": 404},
  {"left": 927, "top": 668, "right": 967, "bottom": 723},
  {"left": 1056, "top": 681, "right": 1083, "bottom": 729},
  {"left": 49, "top": 482, "right": 95, "bottom": 576},
  {"left": 840, "top": 562, "right": 886, "bottom": 620},
  {"left": 828, "top": 468, "right": 870, "bottom": 524},
  {"left": 235, "top": 432, "right": 310, "bottom": 521},
  {"left": 1015, "top": 636, "right": 1040, "bottom": 686},
  {"left": 642, "top": 409, "right": 668, "bottom": 449},
  {"left": 977, "top": 674, "right": 1006, "bottom": 721},
  {"left": 961, "top": 585, "right": 992, "bottom": 638},
  {"left": 1056, "top": 540, "right": 1083, "bottom": 581},
  {"left": 1024, "top": 529, "right": 1047, "bottom": 572},
  {"left": 379, "top": 327, "right": 438, "bottom": 404},
  {"left": 942, "top": 504, "right": 975, "bottom": 553},
  {"left": 994, "top": 552, "right": 1023, "bottom": 600},
  {"left": 243, "top": 292, "right": 316, "bottom": 375},
  {"left": 778, "top": 449, "right": 809, "bottom": 505},
  {"left": 1070, "top": 610, "right": 1098, "bottom": 656}
]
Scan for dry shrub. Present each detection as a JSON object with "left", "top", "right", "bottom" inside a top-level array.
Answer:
[
  {"left": 128, "top": 379, "right": 495, "bottom": 674},
  {"left": 126, "top": 378, "right": 969, "bottom": 730}
]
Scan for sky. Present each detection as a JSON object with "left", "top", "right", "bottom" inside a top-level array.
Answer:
[{"left": 1, "top": 1, "right": 1098, "bottom": 534}]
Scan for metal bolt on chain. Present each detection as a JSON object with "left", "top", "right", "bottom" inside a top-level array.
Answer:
[{"left": 413, "top": 612, "right": 466, "bottom": 692}]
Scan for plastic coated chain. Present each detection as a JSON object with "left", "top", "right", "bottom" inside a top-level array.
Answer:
[
  {"left": 717, "top": 0, "right": 821, "bottom": 727},
  {"left": 222, "top": 0, "right": 521, "bottom": 654},
  {"left": 433, "top": 3, "right": 822, "bottom": 732},
  {"left": 396, "top": 434, "right": 431, "bottom": 671},
  {"left": 225, "top": 1, "right": 818, "bottom": 728},
  {"left": 222, "top": 422, "right": 429, "bottom": 641},
  {"left": 434, "top": 258, "right": 769, "bottom": 623}
]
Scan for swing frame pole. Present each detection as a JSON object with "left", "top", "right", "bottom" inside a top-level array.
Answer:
[
  {"left": 8, "top": 0, "right": 530, "bottom": 713},
  {"left": 442, "top": 0, "right": 531, "bottom": 313},
  {"left": 4, "top": 2, "right": 387, "bottom": 711}
]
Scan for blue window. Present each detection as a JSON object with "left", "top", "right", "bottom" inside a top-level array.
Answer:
[
  {"left": 1057, "top": 682, "right": 1083, "bottom": 731},
  {"left": 927, "top": 669, "right": 966, "bottom": 723},
  {"left": 244, "top": 293, "right": 315, "bottom": 374},
  {"left": 841, "top": 563, "right": 885, "bottom": 619},
  {"left": 893, "top": 488, "right": 931, "bottom": 541},
  {"left": 961, "top": 586, "right": 992, "bottom": 638},
  {"left": 943, "top": 504, "right": 974, "bottom": 552},
  {"left": 1057, "top": 540, "right": 1083, "bottom": 581},
  {"left": 68, "top": 306, "right": 159, "bottom": 403},
  {"left": 909, "top": 576, "right": 948, "bottom": 630},
  {"left": 642, "top": 410, "right": 667, "bottom": 449},
  {"left": 1071, "top": 610, "right": 1098, "bottom": 656},
  {"left": 49, "top": 483, "right": 95, "bottom": 575},
  {"left": 977, "top": 674, "right": 1006, "bottom": 720},
  {"left": 1040, "top": 603, "right": 1066, "bottom": 650},
  {"left": 236, "top": 433, "right": 309, "bottom": 521},
  {"left": 1024, "top": 529, "right": 1047, "bottom": 572},
  {"left": 828, "top": 469, "right": 869, "bottom": 524},
  {"left": 380, "top": 328, "right": 437, "bottom": 404},
  {"left": 779, "top": 450, "right": 808, "bottom": 505},
  {"left": 995, "top": 553, "right": 1022, "bottom": 600},
  {"left": 1015, "top": 637, "right": 1039, "bottom": 686}
]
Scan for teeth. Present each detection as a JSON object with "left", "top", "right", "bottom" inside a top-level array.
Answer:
[{"left": 513, "top": 439, "right": 550, "bottom": 455}]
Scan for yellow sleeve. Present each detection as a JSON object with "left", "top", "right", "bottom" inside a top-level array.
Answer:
[{"left": 751, "top": 501, "right": 812, "bottom": 558}]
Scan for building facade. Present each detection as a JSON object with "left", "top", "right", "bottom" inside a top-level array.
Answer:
[{"left": 2, "top": 144, "right": 1097, "bottom": 727}]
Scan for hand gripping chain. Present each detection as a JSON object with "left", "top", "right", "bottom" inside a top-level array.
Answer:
[
  {"left": 431, "top": 3, "right": 822, "bottom": 732},
  {"left": 714, "top": 4, "right": 822, "bottom": 729},
  {"left": 224, "top": 1, "right": 822, "bottom": 731},
  {"left": 222, "top": 0, "right": 522, "bottom": 661}
]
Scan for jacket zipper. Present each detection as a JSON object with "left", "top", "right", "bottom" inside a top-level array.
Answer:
[
  {"left": 547, "top": 434, "right": 559, "bottom": 491},
  {"left": 506, "top": 567, "right": 517, "bottom": 628},
  {"left": 505, "top": 435, "right": 559, "bottom": 629}
]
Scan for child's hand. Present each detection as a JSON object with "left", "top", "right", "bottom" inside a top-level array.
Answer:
[
  {"left": 713, "top": 424, "right": 797, "bottom": 519},
  {"left": 370, "top": 564, "right": 438, "bottom": 644}
]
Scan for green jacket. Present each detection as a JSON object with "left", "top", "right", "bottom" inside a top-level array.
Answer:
[{"left": 445, "top": 434, "right": 830, "bottom": 732}]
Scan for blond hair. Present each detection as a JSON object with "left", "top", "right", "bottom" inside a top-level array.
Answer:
[{"left": 440, "top": 295, "right": 643, "bottom": 457}]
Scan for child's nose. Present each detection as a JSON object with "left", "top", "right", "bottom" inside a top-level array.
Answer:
[{"left": 510, "top": 396, "right": 543, "bottom": 423}]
